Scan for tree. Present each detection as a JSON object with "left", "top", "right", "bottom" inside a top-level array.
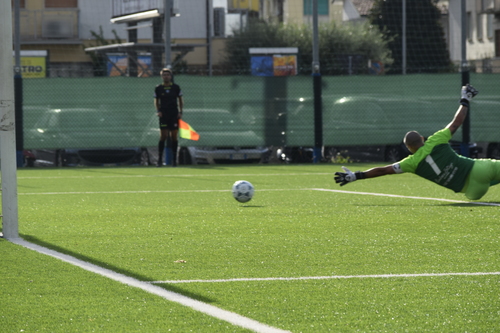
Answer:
[
  {"left": 369, "top": 0, "right": 453, "bottom": 73},
  {"left": 86, "top": 26, "right": 122, "bottom": 76},
  {"left": 224, "top": 19, "right": 393, "bottom": 75}
]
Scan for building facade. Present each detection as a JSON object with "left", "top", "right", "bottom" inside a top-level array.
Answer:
[{"left": 11, "top": 0, "right": 500, "bottom": 76}]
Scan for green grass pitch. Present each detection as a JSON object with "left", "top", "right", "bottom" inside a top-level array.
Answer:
[{"left": 1, "top": 164, "right": 499, "bottom": 332}]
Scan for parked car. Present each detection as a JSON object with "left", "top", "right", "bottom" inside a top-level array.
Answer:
[
  {"left": 23, "top": 105, "right": 270, "bottom": 166},
  {"left": 178, "top": 108, "right": 270, "bottom": 165},
  {"left": 21, "top": 100, "right": 494, "bottom": 166},
  {"left": 22, "top": 104, "right": 154, "bottom": 167},
  {"left": 487, "top": 143, "right": 500, "bottom": 160},
  {"left": 61, "top": 148, "right": 149, "bottom": 166},
  {"left": 277, "top": 140, "right": 482, "bottom": 164},
  {"left": 274, "top": 92, "right": 491, "bottom": 163},
  {"left": 27, "top": 148, "right": 150, "bottom": 167},
  {"left": 179, "top": 146, "right": 269, "bottom": 164}
]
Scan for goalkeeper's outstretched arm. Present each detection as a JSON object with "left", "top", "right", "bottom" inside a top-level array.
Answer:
[
  {"left": 334, "top": 165, "right": 395, "bottom": 186},
  {"left": 446, "top": 84, "right": 479, "bottom": 135},
  {"left": 364, "top": 165, "right": 396, "bottom": 178}
]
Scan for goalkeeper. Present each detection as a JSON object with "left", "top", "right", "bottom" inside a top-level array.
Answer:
[{"left": 334, "top": 84, "right": 500, "bottom": 200}]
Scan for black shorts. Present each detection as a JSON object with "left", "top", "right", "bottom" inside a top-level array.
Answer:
[{"left": 159, "top": 115, "right": 179, "bottom": 130}]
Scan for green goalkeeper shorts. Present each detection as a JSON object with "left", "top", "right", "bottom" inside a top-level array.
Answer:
[{"left": 462, "top": 158, "right": 500, "bottom": 200}]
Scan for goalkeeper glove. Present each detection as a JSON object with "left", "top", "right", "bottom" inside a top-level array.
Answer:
[
  {"left": 460, "top": 84, "right": 478, "bottom": 107},
  {"left": 334, "top": 166, "right": 366, "bottom": 186}
]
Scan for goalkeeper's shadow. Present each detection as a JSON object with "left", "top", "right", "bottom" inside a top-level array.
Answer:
[
  {"left": 358, "top": 202, "right": 500, "bottom": 207},
  {"left": 445, "top": 202, "right": 500, "bottom": 207}
]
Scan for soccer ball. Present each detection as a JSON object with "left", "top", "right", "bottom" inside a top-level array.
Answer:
[{"left": 232, "top": 180, "right": 254, "bottom": 203}]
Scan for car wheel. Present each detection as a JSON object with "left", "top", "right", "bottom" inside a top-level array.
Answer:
[
  {"left": 276, "top": 147, "right": 289, "bottom": 163},
  {"left": 385, "top": 145, "right": 407, "bottom": 162},
  {"left": 178, "top": 147, "right": 192, "bottom": 165},
  {"left": 323, "top": 146, "right": 337, "bottom": 162},
  {"left": 140, "top": 148, "right": 150, "bottom": 166},
  {"left": 56, "top": 149, "right": 66, "bottom": 167},
  {"left": 487, "top": 143, "right": 500, "bottom": 160}
]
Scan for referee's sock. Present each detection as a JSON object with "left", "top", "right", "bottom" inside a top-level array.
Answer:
[
  {"left": 158, "top": 140, "right": 165, "bottom": 166},
  {"left": 172, "top": 141, "right": 178, "bottom": 166}
]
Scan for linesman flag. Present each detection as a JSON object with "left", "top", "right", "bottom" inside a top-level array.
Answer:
[{"left": 179, "top": 119, "right": 200, "bottom": 141}]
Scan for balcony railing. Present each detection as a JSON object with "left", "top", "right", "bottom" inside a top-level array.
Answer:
[
  {"left": 15, "top": 8, "right": 79, "bottom": 41},
  {"left": 477, "top": 0, "right": 500, "bottom": 13}
]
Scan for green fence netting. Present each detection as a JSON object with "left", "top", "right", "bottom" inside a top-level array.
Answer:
[{"left": 23, "top": 73, "right": 500, "bottom": 151}]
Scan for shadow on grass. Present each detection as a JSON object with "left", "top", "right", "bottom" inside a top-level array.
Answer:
[
  {"left": 154, "top": 283, "right": 217, "bottom": 303},
  {"left": 446, "top": 202, "right": 500, "bottom": 207},
  {"left": 20, "top": 234, "right": 216, "bottom": 304},
  {"left": 355, "top": 202, "right": 500, "bottom": 208}
]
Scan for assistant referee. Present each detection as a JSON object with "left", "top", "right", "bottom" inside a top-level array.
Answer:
[{"left": 154, "top": 68, "right": 184, "bottom": 167}]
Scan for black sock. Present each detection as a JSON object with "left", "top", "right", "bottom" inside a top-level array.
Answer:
[
  {"left": 172, "top": 141, "right": 178, "bottom": 165},
  {"left": 158, "top": 140, "right": 165, "bottom": 160}
]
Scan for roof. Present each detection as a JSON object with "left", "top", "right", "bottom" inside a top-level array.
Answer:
[
  {"left": 351, "top": 0, "right": 374, "bottom": 17},
  {"left": 84, "top": 42, "right": 206, "bottom": 53}
]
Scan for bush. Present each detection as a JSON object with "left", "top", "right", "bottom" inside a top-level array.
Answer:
[
  {"left": 224, "top": 19, "right": 393, "bottom": 75},
  {"left": 369, "top": 0, "right": 453, "bottom": 74}
]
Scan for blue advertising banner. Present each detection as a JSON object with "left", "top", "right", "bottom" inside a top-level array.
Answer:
[
  {"left": 107, "top": 54, "right": 152, "bottom": 77},
  {"left": 251, "top": 55, "right": 297, "bottom": 76},
  {"left": 251, "top": 56, "right": 274, "bottom": 76}
]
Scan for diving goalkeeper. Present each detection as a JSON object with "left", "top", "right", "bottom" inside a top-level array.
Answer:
[{"left": 334, "top": 84, "right": 500, "bottom": 200}]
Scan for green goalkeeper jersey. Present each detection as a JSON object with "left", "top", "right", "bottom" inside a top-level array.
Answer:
[{"left": 392, "top": 128, "right": 475, "bottom": 192}]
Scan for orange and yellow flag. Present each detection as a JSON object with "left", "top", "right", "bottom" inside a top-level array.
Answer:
[{"left": 178, "top": 119, "right": 200, "bottom": 141}]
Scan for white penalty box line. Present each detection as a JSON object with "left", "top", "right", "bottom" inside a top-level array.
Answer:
[
  {"left": 311, "top": 188, "right": 500, "bottom": 207},
  {"left": 149, "top": 271, "right": 500, "bottom": 285},
  {"left": 18, "top": 189, "right": 300, "bottom": 196},
  {"left": 18, "top": 188, "right": 500, "bottom": 207}
]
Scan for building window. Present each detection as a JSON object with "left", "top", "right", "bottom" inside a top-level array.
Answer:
[
  {"left": 11, "top": 0, "right": 25, "bottom": 7},
  {"left": 487, "top": 14, "right": 494, "bottom": 39},
  {"left": 304, "top": 0, "right": 329, "bottom": 15},
  {"left": 467, "top": 12, "right": 472, "bottom": 41},
  {"left": 45, "top": 0, "right": 78, "bottom": 8},
  {"left": 477, "top": 14, "right": 483, "bottom": 40},
  {"left": 480, "top": 0, "right": 494, "bottom": 11}
]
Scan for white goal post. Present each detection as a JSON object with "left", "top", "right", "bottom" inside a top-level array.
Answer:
[{"left": 0, "top": 0, "right": 19, "bottom": 239}]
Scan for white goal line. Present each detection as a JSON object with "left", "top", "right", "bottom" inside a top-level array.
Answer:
[{"left": 9, "top": 237, "right": 290, "bottom": 333}]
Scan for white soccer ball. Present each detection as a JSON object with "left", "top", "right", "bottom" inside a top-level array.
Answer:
[{"left": 232, "top": 180, "right": 254, "bottom": 203}]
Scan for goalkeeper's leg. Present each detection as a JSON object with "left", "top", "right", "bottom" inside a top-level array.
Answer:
[
  {"left": 157, "top": 128, "right": 168, "bottom": 167},
  {"left": 463, "top": 159, "right": 500, "bottom": 200}
]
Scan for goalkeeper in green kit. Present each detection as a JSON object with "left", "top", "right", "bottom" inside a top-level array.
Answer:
[{"left": 334, "top": 84, "right": 500, "bottom": 200}]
